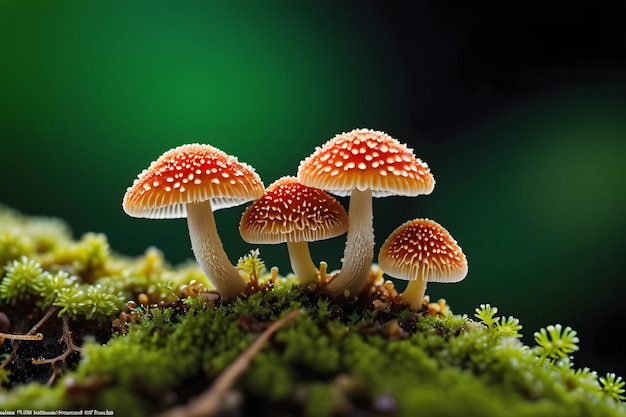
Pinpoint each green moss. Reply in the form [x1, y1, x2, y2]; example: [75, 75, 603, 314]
[0, 256, 46, 303]
[0, 381, 69, 410]
[0, 205, 625, 416]
[304, 383, 336, 417]
[0, 206, 72, 268]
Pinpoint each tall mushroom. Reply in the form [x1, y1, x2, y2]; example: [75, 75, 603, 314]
[297, 128, 434, 297]
[239, 176, 348, 284]
[123, 143, 264, 300]
[378, 218, 467, 310]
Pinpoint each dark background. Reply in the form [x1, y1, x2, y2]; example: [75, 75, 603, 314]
[1, 1, 625, 376]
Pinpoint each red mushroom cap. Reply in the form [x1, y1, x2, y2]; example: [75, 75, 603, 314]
[239, 176, 348, 244]
[297, 128, 434, 197]
[123, 144, 264, 218]
[378, 218, 467, 283]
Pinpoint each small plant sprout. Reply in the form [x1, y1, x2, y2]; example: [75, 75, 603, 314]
[474, 304, 499, 328]
[533, 324, 580, 362]
[600, 373, 626, 402]
[495, 316, 523, 338]
[237, 249, 266, 288]
[123, 144, 265, 301]
[298, 129, 434, 298]
[474, 304, 523, 337]
[239, 176, 348, 285]
[378, 218, 467, 310]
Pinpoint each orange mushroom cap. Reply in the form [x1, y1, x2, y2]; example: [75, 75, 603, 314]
[240, 176, 348, 244]
[297, 128, 434, 197]
[123, 144, 264, 218]
[378, 218, 467, 283]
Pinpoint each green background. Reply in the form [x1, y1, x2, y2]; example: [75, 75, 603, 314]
[1, 2, 625, 375]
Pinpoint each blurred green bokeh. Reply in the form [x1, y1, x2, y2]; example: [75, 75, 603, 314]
[1, 2, 625, 374]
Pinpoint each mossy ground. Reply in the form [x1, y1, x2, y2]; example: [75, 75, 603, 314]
[0, 205, 624, 417]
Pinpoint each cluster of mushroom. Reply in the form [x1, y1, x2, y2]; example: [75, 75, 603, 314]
[122, 129, 468, 309]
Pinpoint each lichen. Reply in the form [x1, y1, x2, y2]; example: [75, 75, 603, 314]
[0, 205, 625, 417]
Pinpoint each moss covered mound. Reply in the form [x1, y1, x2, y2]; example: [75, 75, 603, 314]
[0, 205, 624, 417]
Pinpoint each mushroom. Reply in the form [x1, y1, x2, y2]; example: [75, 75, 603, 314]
[239, 176, 348, 284]
[123, 143, 265, 300]
[297, 128, 434, 297]
[378, 218, 467, 310]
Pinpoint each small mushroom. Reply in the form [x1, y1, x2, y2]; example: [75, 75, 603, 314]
[123, 143, 264, 300]
[239, 176, 348, 284]
[378, 218, 467, 310]
[297, 129, 434, 297]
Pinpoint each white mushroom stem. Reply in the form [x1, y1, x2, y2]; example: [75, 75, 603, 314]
[186, 200, 246, 300]
[401, 278, 428, 310]
[325, 188, 374, 297]
[286, 241, 319, 284]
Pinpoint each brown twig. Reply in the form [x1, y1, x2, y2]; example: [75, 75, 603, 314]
[0, 332, 43, 343]
[159, 309, 303, 417]
[32, 313, 86, 385]
[0, 305, 59, 369]
[27, 305, 61, 335]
